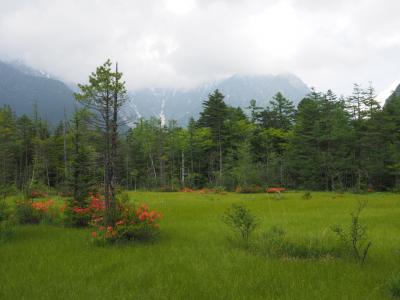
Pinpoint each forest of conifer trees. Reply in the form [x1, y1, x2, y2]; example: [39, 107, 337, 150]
[1, 83, 399, 194]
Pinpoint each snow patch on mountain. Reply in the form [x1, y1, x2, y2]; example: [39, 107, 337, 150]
[378, 80, 400, 104]
[125, 73, 310, 126]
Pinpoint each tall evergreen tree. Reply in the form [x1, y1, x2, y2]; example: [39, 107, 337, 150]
[198, 89, 228, 184]
[75, 60, 127, 224]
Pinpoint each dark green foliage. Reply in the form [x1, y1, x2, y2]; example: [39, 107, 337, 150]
[63, 204, 91, 228]
[222, 204, 259, 241]
[1, 81, 400, 192]
[68, 109, 94, 206]
[331, 200, 372, 264]
[267, 92, 296, 130]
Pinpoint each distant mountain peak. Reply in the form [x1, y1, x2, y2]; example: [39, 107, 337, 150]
[0, 60, 75, 123]
[378, 80, 400, 105]
[125, 72, 310, 125]
[8, 60, 53, 79]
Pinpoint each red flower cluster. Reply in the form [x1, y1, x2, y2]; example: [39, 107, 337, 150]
[90, 203, 162, 243]
[266, 187, 286, 193]
[136, 204, 162, 224]
[31, 199, 54, 212]
[199, 188, 212, 194]
[180, 187, 195, 193]
[72, 196, 106, 215]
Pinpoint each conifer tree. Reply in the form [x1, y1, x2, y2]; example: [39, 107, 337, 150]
[75, 60, 127, 224]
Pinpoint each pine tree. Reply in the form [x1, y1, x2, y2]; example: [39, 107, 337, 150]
[268, 92, 296, 130]
[198, 89, 228, 184]
[69, 109, 93, 206]
[75, 60, 127, 224]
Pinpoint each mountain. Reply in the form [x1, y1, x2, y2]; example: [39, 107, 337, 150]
[390, 84, 400, 98]
[0, 60, 75, 123]
[0, 60, 310, 126]
[123, 73, 310, 125]
[384, 84, 400, 105]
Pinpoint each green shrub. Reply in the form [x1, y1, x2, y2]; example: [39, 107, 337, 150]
[63, 195, 103, 228]
[15, 200, 40, 224]
[213, 186, 227, 193]
[15, 199, 60, 225]
[302, 191, 312, 200]
[0, 199, 14, 242]
[222, 204, 259, 241]
[389, 273, 400, 298]
[63, 204, 91, 227]
[331, 200, 372, 264]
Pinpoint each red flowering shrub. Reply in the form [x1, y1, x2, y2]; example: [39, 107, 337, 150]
[199, 188, 211, 194]
[180, 187, 195, 193]
[266, 187, 286, 193]
[90, 203, 162, 245]
[15, 199, 59, 224]
[64, 195, 105, 227]
[31, 199, 54, 212]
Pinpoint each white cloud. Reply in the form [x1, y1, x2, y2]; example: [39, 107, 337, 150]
[0, 0, 399, 95]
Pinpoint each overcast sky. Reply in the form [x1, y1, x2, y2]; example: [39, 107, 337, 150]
[1, 0, 399, 98]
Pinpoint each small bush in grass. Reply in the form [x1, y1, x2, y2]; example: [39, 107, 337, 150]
[64, 195, 105, 227]
[302, 191, 312, 200]
[90, 203, 162, 245]
[180, 187, 195, 192]
[331, 200, 372, 265]
[213, 186, 227, 194]
[266, 187, 286, 193]
[388, 273, 400, 298]
[222, 204, 259, 242]
[15, 200, 40, 224]
[15, 199, 59, 225]
[31, 199, 60, 224]
[63, 203, 92, 227]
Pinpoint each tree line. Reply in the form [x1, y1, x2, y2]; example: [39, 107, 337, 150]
[1, 64, 399, 194]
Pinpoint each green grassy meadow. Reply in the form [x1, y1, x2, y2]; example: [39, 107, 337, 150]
[1, 192, 400, 299]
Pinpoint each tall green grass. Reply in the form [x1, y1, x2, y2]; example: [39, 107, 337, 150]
[1, 192, 399, 299]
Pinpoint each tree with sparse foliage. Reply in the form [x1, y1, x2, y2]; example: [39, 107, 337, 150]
[75, 60, 127, 225]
